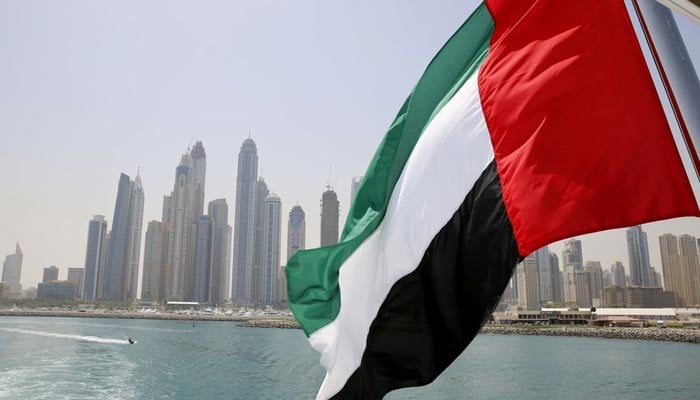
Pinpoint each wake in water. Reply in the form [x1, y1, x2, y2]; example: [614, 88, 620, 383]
[0, 327, 130, 344]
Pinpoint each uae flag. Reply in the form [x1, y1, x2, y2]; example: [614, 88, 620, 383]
[286, 1, 700, 399]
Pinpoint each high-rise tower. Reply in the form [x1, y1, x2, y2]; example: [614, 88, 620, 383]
[166, 154, 194, 301]
[125, 173, 144, 301]
[350, 176, 363, 206]
[261, 194, 282, 306]
[320, 187, 339, 247]
[141, 220, 164, 302]
[83, 216, 108, 300]
[160, 194, 173, 302]
[232, 138, 258, 306]
[517, 255, 540, 309]
[208, 199, 232, 305]
[251, 178, 269, 305]
[585, 261, 604, 306]
[191, 141, 207, 218]
[2, 243, 23, 298]
[678, 234, 699, 305]
[281, 204, 306, 305]
[549, 252, 563, 302]
[611, 261, 626, 287]
[287, 205, 306, 261]
[194, 215, 214, 303]
[533, 246, 551, 303]
[626, 225, 651, 287]
[562, 239, 583, 273]
[104, 173, 141, 301]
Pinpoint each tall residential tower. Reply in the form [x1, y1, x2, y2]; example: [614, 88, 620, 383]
[104, 172, 143, 302]
[208, 199, 232, 305]
[251, 177, 269, 305]
[1, 244, 23, 298]
[166, 154, 194, 301]
[141, 220, 164, 302]
[232, 138, 258, 305]
[126, 174, 145, 301]
[320, 187, 339, 247]
[261, 194, 282, 306]
[626, 225, 652, 287]
[83, 216, 108, 300]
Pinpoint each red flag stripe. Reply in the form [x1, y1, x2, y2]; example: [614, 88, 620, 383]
[479, 0, 699, 256]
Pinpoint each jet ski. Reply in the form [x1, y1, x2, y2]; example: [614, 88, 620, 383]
[128, 337, 135, 344]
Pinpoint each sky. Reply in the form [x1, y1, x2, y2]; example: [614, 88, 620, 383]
[1, 1, 700, 293]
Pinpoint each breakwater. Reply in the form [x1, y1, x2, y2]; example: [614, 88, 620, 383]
[481, 325, 700, 344]
[238, 318, 301, 329]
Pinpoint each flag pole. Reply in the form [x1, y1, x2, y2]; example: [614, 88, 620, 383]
[631, 0, 700, 181]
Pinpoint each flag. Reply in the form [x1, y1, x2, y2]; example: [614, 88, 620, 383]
[286, 1, 700, 399]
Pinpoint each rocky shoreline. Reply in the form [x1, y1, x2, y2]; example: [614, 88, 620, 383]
[480, 325, 700, 344]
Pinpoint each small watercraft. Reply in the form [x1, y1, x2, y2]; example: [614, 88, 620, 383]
[128, 337, 135, 344]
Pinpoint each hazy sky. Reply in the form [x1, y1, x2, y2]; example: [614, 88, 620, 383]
[1, 1, 700, 293]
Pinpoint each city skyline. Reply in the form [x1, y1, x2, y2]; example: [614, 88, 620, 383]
[2, 1, 700, 293]
[6, 137, 700, 300]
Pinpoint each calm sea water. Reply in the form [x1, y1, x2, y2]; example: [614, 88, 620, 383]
[1, 317, 699, 399]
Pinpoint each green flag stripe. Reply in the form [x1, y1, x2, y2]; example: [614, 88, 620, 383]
[286, 3, 495, 336]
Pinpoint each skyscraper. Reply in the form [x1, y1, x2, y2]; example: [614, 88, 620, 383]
[350, 176, 363, 206]
[261, 194, 282, 306]
[562, 239, 583, 273]
[281, 205, 306, 306]
[125, 174, 144, 301]
[42, 266, 59, 282]
[585, 261, 604, 307]
[83, 216, 108, 301]
[549, 252, 563, 302]
[626, 225, 652, 287]
[611, 261, 626, 287]
[517, 255, 540, 309]
[166, 154, 194, 301]
[191, 141, 207, 218]
[533, 246, 552, 303]
[160, 194, 173, 302]
[232, 138, 258, 306]
[67, 268, 85, 299]
[287, 205, 306, 261]
[104, 173, 141, 302]
[141, 220, 164, 302]
[194, 215, 214, 303]
[564, 271, 591, 307]
[1, 243, 23, 298]
[320, 187, 339, 247]
[602, 270, 613, 288]
[660, 234, 684, 305]
[208, 199, 232, 305]
[678, 234, 700, 305]
[251, 178, 269, 305]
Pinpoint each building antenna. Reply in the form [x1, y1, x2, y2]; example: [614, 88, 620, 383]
[327, 164, 333, 190]
[249, 129, 251, 139]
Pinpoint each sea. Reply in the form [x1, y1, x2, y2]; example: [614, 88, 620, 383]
[1, 317, 699, 400]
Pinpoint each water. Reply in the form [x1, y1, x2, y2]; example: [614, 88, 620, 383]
[1, 317, 698, 399]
